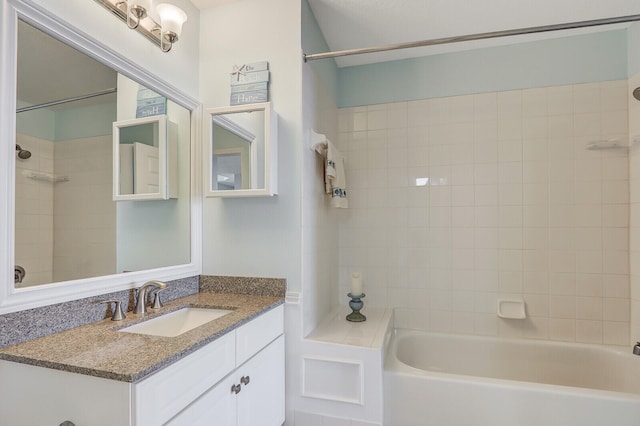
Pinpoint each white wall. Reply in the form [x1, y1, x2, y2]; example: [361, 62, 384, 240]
[301, 0, 340, 335]
[199, 0, 303, 288]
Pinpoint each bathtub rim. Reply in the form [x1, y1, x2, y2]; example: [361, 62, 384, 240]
[385, 328, 640, 403]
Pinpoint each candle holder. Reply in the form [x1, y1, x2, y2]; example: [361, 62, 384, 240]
[346, 293, 366, 322]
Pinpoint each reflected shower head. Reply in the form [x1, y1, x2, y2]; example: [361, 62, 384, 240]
[15, 144, 31, 159]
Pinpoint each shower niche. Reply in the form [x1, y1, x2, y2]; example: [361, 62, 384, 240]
[112, 114, 178, 201]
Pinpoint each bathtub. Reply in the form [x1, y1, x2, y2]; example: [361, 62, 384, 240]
[384, 329, 640, 426]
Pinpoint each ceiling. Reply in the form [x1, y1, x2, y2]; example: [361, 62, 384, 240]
[304, 0, 640, 67]
[17, 20, 117, 110]
[189, 0, 640, 67]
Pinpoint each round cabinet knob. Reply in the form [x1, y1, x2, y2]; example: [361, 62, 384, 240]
[240, 375, 250, 385]
[231, 384, 242, 394]
[59, 421, 76, 426]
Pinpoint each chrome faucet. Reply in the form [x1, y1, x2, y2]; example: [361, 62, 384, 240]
[133, 280, 167, 314]
[633, 342, 640, 356]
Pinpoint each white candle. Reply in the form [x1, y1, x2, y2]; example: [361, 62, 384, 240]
[350, 272, 363, 296]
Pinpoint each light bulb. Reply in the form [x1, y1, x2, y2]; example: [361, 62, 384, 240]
[156, 3, 187, 37]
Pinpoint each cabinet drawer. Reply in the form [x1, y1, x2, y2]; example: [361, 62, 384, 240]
[236, 305, 284, 365]
[134, 331, 235, 425]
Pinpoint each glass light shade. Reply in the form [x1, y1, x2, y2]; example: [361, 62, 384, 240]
[156, 3, 187, 36]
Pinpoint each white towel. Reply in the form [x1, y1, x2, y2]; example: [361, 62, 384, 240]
[314, 139, 348, 209]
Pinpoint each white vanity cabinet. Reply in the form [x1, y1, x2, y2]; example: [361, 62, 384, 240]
[0, 305, 284, 426]
[167, 335, 284, 426]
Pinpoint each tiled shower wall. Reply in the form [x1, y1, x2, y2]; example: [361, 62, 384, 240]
[337, 80, 630, 345]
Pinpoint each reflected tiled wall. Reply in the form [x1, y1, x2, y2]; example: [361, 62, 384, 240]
[337, 81, 630, 345]
[14, 134, 54, 286]
[53, 136, 115, 282]
[14, 134, 115, 287]
[629, 72, 640, 342]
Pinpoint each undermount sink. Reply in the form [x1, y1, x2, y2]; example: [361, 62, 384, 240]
[119, 307, 234, 337]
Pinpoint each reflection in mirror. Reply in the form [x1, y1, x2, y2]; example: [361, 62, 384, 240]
[213, 151, 247, 190]
[117, 119, 161, 196]
[14, 19, 191, 288]
[206, 103, 277, 197]
[113, 114, 178, 200]
[211, 112, 262, 190]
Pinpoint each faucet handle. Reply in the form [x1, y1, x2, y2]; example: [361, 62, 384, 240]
[100, 300, 126, 321]
[151, 291, 164, 310]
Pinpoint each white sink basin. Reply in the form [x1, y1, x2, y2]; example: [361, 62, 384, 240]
[119, 307, 233, 337]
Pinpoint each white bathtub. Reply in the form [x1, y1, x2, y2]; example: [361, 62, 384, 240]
[385, 329, 640, 426]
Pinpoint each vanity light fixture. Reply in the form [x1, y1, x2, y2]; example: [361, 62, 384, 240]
[93, 0, 187, 52]
[156, 3, 188, 52]
[118, 0, 152, 29]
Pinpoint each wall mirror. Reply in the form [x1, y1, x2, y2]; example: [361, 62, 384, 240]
[113, 114, 178, 200]
[205, 102, 277, 197]
[0, 2, 200, 314]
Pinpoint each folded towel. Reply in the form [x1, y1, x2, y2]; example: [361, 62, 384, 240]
[314, 138, 348, 209]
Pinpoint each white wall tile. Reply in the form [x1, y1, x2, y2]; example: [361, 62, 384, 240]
[603, 321, 629, 346]
[338, 81, 629, 344]
[549, 318, 575, 341]
[575, 319, 603, 343]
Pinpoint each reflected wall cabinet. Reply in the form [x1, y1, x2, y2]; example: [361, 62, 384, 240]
[205, 102, 277, 198]
[113, 115, 178, 201]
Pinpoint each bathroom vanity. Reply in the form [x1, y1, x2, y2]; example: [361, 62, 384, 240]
[0, 294, 284, 426]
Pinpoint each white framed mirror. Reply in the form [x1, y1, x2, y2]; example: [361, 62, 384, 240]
[113, 114, 178, 201]
[205, 102, 277, 197]
[0, 0, 201, 314]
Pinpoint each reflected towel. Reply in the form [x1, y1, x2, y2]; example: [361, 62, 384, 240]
[314, 139, 348, 209]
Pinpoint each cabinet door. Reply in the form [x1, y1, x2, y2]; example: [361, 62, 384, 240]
[236, 335, 285, 426]
[165, 374, 237, 426]
[134, 331, 235, 425]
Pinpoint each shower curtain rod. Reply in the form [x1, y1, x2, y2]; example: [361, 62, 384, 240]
[16, 87, 117, 113]
[303, 14, 640, 62]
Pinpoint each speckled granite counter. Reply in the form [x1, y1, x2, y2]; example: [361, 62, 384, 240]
[0, 292, 283, 383]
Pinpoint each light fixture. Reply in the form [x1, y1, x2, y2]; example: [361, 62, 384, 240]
[94, 0, 187, 53]
[115, 0, 152, 29]
[156, 3, 188, 52]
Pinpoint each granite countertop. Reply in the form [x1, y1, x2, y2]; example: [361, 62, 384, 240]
[0, 292, 283, 383]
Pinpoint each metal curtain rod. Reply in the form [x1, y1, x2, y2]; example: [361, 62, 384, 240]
[303, 14, 640, 62]
[16, 88, 117, 113]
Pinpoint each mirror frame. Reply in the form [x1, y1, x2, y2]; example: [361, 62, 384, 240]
[204, 102, 277, 198]
[0, 0, 202, 314]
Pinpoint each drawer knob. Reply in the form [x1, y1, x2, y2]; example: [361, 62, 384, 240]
[240, 375, 250, 385]
[231, 384, 242, 394]
[59, 422, 76, 426]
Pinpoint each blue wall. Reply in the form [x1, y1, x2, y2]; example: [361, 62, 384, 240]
[17, 101, 115, 141]
[337, 30, 629, 108]
[629, 23, 640, 75]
